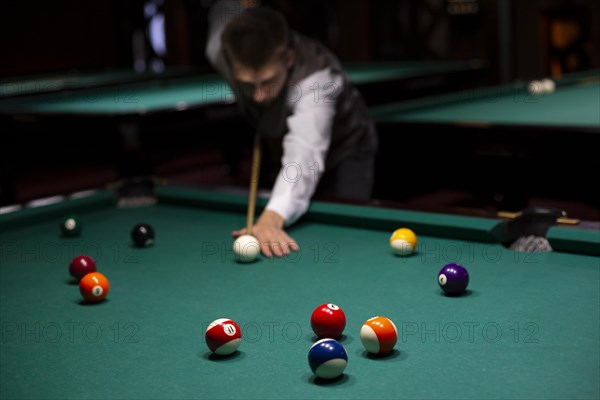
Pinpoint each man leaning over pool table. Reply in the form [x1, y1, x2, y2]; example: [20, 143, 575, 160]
[205, 0, 378, 257]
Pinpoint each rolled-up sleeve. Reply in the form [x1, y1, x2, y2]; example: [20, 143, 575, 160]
[266, 68, 343, 225]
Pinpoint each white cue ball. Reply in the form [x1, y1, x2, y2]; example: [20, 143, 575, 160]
[541, 78, 555, 94]
[527, 80, 543, 96]
[233, 234, 260, 263]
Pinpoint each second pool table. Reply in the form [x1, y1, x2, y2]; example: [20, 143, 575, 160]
[370, 70, 600, 210]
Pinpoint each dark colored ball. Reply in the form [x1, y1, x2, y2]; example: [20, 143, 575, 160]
[131, 223, 155, 247]
[61, 216, 81, 237]
[438, 263, 469, 295]
[69, 255, 96, 281]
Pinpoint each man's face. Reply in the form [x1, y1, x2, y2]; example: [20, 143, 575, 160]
[231, 49, 295, 106]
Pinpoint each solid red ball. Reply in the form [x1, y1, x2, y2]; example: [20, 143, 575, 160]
[69, 255, 96, 281]
[310, 303, 346, 339]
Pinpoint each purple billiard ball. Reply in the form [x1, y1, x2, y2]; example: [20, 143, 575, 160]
[438, 263, 469, 295]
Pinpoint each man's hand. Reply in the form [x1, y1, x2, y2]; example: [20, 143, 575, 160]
[232, 210, 299, 257]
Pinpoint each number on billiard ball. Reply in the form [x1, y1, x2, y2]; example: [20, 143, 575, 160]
[438, 263, 469, 295]
[310, 303, 346, 339]
[69, 255, 97, 281]
[205, 318, 242, 356]
[79, 272, 110, 303]
[131, 223, 155, 247]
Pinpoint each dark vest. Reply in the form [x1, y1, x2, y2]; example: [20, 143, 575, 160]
[215, 32, 377, 180]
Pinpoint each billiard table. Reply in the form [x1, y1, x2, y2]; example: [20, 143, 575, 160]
[0, 60, 485, 110]
[1, 186, 598, 399]
[369, 69, 600, 210]
[0, 67, 199, 99]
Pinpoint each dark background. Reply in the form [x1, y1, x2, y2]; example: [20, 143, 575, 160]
[2, 0, 599, 80]
[1, 0, 599, 218]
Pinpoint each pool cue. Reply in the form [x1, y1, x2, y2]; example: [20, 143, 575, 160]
[246, 133, 261, 235]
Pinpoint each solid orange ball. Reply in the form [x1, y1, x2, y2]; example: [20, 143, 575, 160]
[79, 272, 110, 303]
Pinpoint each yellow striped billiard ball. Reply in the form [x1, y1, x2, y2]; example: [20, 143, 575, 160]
[390, 228, 417, 256]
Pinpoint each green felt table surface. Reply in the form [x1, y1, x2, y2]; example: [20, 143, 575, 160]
[370, 70, 600, 128]
[1, 187, 599, 400]
[343, 60, 483, 84]
[0, 74, 234, 115]
[0, 67, 197, 99]
[0, 61, 480, 115]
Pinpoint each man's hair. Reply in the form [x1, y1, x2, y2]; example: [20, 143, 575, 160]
[221, 7, 289, 70]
